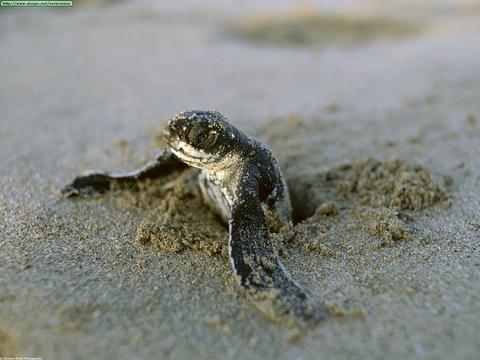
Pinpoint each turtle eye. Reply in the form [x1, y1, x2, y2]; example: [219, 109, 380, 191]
[188, 125, 207, 147]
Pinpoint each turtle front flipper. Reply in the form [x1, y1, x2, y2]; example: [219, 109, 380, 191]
[61, 150, 187, 197]
[228, 165, 326, 325]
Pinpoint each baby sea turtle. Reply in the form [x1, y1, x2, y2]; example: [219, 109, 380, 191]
[62, 110, 325, 325]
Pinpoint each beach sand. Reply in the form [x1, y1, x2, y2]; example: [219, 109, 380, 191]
[1, 0, 479, 358]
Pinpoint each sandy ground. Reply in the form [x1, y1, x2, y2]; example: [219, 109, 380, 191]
[1, 0, 479, 359]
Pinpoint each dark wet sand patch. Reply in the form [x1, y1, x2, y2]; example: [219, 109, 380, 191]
[226, 9, 422, 47]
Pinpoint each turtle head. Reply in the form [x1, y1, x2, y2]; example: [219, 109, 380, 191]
[162, 110, 239, 168]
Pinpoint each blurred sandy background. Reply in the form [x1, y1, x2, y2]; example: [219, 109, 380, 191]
[1, 0, 479, 359]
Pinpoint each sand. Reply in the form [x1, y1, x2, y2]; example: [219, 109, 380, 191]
[1, 0, 479, 359]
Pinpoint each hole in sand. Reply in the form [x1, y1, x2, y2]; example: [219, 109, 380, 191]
[287, 158, 450, 225]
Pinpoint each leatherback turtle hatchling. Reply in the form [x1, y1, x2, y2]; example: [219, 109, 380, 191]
[62, 110, 324, 324]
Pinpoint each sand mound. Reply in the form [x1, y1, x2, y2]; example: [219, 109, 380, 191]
[326, 158, 449, 211]
[109, 169, 228, 256]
